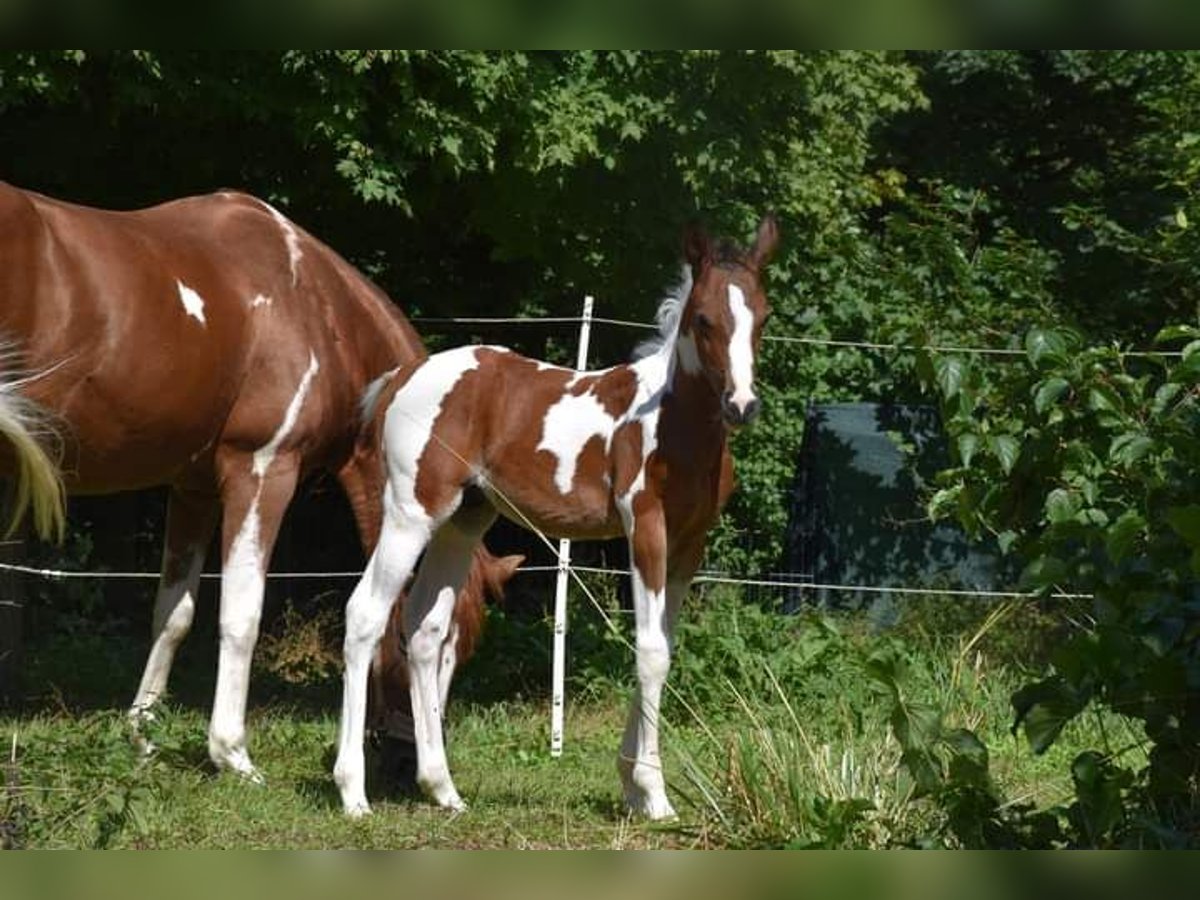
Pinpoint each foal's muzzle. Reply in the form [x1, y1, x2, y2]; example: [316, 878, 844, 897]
[722, 393, 761, 427]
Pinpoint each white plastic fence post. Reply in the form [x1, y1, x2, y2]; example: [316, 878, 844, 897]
[551, 294, 594, 757]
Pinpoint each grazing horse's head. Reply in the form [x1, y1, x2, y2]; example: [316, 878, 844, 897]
[677, 214, 778, 427]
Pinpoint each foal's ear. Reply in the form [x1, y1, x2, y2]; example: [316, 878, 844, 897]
[748, 214, 780, 270]
[683, 221, 712, 270]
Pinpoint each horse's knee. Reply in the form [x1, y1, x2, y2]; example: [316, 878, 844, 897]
[220, 607, 261, 650]
[637, 641, 671, 686]
[155, 594, 196, 643]
[407, 620, 446, 668]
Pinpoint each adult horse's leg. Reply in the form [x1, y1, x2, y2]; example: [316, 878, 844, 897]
[403, 500, 496, 812]
[333, 504, 433, 816]
[207, 451, 300, 780]
[616, 503, 684, 820]
[129, 487, 219, 731]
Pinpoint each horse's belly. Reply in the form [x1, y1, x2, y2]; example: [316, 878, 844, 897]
[484, 481, 623, 543]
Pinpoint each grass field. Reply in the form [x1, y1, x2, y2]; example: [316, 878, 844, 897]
[1, 587, 1145, 848]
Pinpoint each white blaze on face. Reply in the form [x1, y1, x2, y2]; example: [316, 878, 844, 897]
[537, 387, 617, 494]
[251, 293, 272, 308]
[253, 352, 320, 478]
[726, 284, 757, 411]
[177, 281, 207, 325]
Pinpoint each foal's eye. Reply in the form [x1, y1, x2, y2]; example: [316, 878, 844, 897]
[695, 313, 712, 333]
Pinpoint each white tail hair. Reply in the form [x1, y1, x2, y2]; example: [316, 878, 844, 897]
[0, 347, 65, 542]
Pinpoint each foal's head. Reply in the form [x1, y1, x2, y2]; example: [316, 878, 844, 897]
[677, 215, 779, 427]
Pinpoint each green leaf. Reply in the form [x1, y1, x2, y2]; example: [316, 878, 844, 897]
[1155, 324, 1200, 344]
[1033, 377, 1070, 415]
[927, 485, 961, 521]
[1166, 504, 1200, 546]
[997, 529, 1018, 554]
[1105, 510, 1145, 563]
[1045, 488, 1079, 524]
[988, 435, 1020, 474]
[1026, 328, 1068, 367]
[1152, 382, 1183, 414]
[934, 356, 966, 400]
[1020, 554, 1068, 590]
[956, 433, 980, 467]
[1011, 677, 1086, 755]
[1108, 432, 1154, 467]
[1087, 384, 1123, 414]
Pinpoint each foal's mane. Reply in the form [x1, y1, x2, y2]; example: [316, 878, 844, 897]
[632, 265, 693, 361]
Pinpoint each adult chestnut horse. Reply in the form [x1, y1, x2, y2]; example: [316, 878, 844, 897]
[0, 182, 515, 780]
[334, 215, 778, 818]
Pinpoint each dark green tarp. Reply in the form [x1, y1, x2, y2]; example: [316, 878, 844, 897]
[783, 403, 1015, 611]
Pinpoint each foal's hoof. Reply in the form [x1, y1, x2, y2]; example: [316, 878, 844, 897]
[343, 800, 373, 819]
[419, 775, 467, 814]
[127, 707, 157, 756]
[216, 749, 266, 785]
[624, 792, 678, 821]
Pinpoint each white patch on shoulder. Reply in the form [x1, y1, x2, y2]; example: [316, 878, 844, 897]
[251, 293, 272, 308]
[382, 346, 483, 512]
[253, 351, 320, 478]
[537, 386, 617, 495]
[177, 281, 207, 326]
[727, 284, 756, 407]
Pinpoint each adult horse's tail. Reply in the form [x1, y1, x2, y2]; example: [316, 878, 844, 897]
[0, 379, 65, 542]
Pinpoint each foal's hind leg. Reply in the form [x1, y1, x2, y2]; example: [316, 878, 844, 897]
[129, 487, 219, 739]
[207, 450, 300, 781]
[333, 504, 432, 816]
[404, 500, 496, 812]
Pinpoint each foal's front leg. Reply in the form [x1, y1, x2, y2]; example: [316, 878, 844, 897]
[617, 504, 680, 820]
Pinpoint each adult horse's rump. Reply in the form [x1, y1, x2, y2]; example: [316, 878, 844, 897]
[0, 182, 508, 778]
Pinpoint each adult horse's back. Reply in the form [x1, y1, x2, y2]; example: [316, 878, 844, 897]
[0, 181, 498, 779]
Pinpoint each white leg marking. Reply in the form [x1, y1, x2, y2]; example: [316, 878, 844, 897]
[618, 573, 676, 821]
[437, 622, 460, 717]
[334, 504, 432, 817]
[209, 495, 265, 781]
[129, 541, 206, 749]
[404, 523, 477, 812]
[208, 353, 318, 780]
[727, 284, 757, 412]
[177, 281, 207, 326]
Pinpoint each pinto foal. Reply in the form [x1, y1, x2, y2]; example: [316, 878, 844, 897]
[335, 216, 778, 818]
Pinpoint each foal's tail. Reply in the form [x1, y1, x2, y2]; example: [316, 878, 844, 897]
[0, 379, 65, 542]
